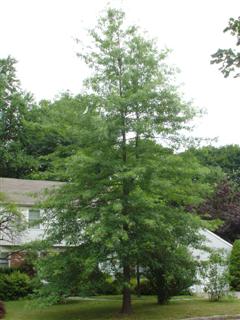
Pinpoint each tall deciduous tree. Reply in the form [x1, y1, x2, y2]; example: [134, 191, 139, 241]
[42, 8, 210, 314]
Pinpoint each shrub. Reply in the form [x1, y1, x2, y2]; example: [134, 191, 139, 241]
[203, 251, 229, 301]
[0, 271, 33, 301]
[229, 240, 240, 290]
[144, 246, 197, 304]
[0, 267, 20, 275]
[96, 277, 121, 295]
[132, 278, 155, 295]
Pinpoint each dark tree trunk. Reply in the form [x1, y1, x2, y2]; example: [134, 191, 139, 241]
[121, 265, 132, 314]
[136, 264, 141, 297]
[0, 301, 6, 319]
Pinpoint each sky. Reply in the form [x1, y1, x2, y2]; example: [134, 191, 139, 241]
[1, 0, 240, 146]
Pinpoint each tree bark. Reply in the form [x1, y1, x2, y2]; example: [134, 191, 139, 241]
[121, 265, 132, 314]
[136, 263, 141, 297]
[0, 301, 5, 319]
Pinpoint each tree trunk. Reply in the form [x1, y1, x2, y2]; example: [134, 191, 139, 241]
[0, 301, 5, 319]
[121, 265, 132, 314]
[136, 263, 141, 297]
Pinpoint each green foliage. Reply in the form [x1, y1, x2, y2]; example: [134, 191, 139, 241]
[0, 267, 20, 275]
[211, 17, 240, 78]
[0, 56, 35, 178]
[229, 240, 240, 290]
[97, 277, 121, 295]
[132, 278, 155, 295]
[203, 251, 229, 301]
[35, 247, 114, 304]
[143, 245, 197, 304]
[187, 145, 240, 184]
[23, 93, 101, 180]
[18, 251, 38, 277]
[0, 271, 33, 300]
[186, 145, 240, 242]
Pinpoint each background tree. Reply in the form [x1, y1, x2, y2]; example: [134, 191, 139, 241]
[0, 56, 35, 178]
[211, 16, 240, 78]
[188, 145, 240, 184]
[187, 146, 240, 242]
[41, 8, 211, 314]
[23, 93, 101, 181]
[192, 180, 240, 243]
[229, 240, 240, 290]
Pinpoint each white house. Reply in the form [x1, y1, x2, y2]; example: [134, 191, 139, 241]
[0, 177, 233, 292]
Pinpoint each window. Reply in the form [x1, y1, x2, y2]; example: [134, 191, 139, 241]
[0, 252, 9, 268]
[28, 209, 41, 229]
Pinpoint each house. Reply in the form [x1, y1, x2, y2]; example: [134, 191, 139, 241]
[0, 178, 233, 292]
[0, 177, 63, 267]
[191, 229, 232, 293]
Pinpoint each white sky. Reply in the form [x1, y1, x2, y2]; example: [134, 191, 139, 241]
[1, 0, 240, 146]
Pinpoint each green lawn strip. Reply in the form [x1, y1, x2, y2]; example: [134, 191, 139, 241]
[5, 297, 240, 320]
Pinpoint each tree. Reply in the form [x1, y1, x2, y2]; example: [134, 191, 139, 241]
[229, 240, 240, 290]
[0, 56, 35, 178]
[186, 146, 240, 242]
[41, 8, 211, 314]
[211, 16, 240, 78]
[23, 93, 101, 181]
[187, 145, 240, 184]
[192, 180, 240, 243]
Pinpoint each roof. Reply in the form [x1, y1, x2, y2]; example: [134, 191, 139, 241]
[203, 229, 233, 249]
[0, 177, 63, 206]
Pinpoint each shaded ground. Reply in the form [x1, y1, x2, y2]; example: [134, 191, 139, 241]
[4, 296, 240, 320]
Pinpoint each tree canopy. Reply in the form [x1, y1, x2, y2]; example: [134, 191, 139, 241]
[0, 56, 35, 177]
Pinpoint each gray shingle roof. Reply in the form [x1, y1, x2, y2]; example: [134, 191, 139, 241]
[0, 178, 63, 206]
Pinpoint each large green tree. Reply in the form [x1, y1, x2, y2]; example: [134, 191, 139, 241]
[41, 8, 211, 314]
[23, 93, 101, 181]
[0, 56, 35, 177]
[187, 145, 240, 184]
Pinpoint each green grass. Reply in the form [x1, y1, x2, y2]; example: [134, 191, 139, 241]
[4, 295, 240, 320]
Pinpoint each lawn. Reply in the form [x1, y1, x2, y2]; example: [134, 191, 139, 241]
[4, 296, 240, 320]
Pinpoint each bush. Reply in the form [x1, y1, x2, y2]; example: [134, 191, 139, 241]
[96, 277, 121, 295]
[203, 251, 229, 301]
[0, 267, 20, 275]
[144, 246, 197, 304]
[131, 278, 155, 295]
[0, 271, 33, 301]
[229, 240, 240, 290]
